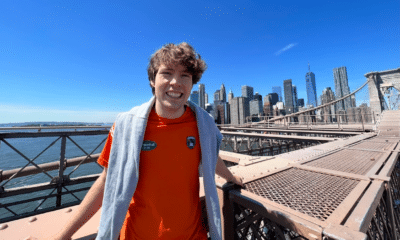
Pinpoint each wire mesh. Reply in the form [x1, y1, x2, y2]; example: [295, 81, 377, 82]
[244, 168, 359, 221]
[304, 149, 383, 175]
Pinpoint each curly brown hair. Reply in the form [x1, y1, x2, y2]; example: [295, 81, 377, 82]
[147, 42, 207, 94]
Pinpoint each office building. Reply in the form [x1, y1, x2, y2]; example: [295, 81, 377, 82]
[266, 93, 279, 106]
[333, 66, 352, 111]
[306, 63, 318, 108]
[254, 92, 262, 101]
[228, 89, 234, 103]
[283, 79, 294, 114]
[292, 85, 298, 111]
[320, 87, 336, 122]
[272, 86, 282, 102]
[205, 93, 208, 105]
[230, 97, 249, 125]
[198, 84, 205, 109]
[214, 90, 220, 102]
[250, 98, 263, 116]
[263, 95, 273, 116]
[205, 103, 212, 113]
[297, 98, 305, 108]
[214, 101, 230, 124]
[190, 91, 199, 105]
[241, 85, 254, 101]
[220, 84, 226, 102]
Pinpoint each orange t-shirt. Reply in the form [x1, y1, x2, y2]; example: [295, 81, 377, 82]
[98, 106, 207, 240]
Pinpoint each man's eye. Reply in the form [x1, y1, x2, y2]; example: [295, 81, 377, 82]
[182, 74, 191, 78]
[161, 71, 171, 75]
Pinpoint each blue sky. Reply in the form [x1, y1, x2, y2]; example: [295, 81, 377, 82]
[1, 0, 399, 123]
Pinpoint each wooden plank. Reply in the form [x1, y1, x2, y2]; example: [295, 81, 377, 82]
[326, 180, 370, 225]
[293, 164, 370, 181]
[344, 180, 385, 232]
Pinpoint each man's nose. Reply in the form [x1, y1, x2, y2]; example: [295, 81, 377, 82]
[170, 74, 182, 85]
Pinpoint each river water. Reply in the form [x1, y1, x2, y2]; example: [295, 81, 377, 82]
[0, 129, 108, 220]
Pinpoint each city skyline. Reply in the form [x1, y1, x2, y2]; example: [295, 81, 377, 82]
[1, 1, 398, 123]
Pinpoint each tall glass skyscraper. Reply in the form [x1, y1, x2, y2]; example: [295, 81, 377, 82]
[198, 84, 205, 109]
[272, 86, 282, 102]
[333, 66, 352, 111]
[306, 63, 318, 108]
[283, 79, 294, 114]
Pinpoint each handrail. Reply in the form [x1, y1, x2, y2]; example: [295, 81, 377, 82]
[0, 125, 111, 131]
[0, 129, 107, 222]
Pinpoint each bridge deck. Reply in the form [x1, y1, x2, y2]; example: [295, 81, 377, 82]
[1, 111, 400, 239]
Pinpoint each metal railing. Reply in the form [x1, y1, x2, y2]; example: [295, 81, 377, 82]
[0, 127, 109, 223]
[246, 112, 375, 132]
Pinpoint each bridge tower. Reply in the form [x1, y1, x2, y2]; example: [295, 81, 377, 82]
[365, 67, 400, 116]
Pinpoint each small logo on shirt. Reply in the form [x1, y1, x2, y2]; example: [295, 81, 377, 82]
[187, 136, 196, 149]
[141, 140, 157, 151]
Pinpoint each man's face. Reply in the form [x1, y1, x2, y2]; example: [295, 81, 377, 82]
[150, 64, 193, 119]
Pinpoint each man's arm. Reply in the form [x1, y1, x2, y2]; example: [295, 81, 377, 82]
[25, 168, 108, 240]
[55, 167, 107, 239]
[215, 156, 244, 187]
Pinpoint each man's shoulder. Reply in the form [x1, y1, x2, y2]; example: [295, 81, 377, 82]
[117, 97, 156, 120]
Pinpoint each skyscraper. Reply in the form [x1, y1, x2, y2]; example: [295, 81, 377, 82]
[205, 93, 208, 104]
[292, 85, 298, 112]
[283, 79, 294, 114]
[253, 92, 262, 101]
[220, 84, 226, 102]
[190, 90, 199, 105]
[214, 90, 220, 102]
[241, 85, 254, 101]
[228, 89, 234, 103]
[320, 87, 336, 122]
[306, 63, 318, 108]
[272, 86, 282, 102]
[333, 66, 352, 111]
[297, 98, 305, 108]
[198, 84, 205, 109]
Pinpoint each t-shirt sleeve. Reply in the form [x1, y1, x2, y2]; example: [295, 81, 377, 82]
[97, 124, 115, 168]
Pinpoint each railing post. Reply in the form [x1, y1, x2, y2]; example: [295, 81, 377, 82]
[233, 136, 238, 152]
[57, 136, 67, 207]
[373, 111, 376, 124]
[217, 183, 236, 240]
[360, 109, 365, 132]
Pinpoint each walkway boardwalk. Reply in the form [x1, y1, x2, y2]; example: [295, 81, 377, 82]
[218, 110, 400, 239]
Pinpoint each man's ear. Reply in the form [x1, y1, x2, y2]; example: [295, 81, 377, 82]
[150, 80, 155, 88]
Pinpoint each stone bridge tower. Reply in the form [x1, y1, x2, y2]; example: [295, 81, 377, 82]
[365, 67, 400, 116]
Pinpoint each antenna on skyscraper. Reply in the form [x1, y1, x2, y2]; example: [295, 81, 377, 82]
[308, 62, 311, 73]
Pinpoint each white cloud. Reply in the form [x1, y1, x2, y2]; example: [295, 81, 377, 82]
[275, 43, 298, 56]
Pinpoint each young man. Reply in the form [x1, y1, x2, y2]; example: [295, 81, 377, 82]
[30, 42, 242, 240]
